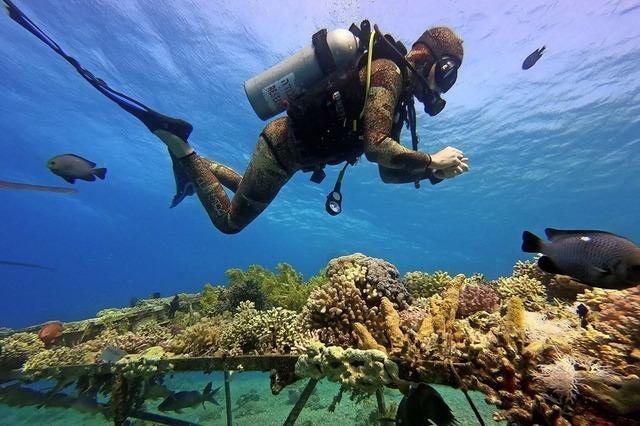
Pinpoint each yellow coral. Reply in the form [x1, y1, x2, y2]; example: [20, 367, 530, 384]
[496, 275, 546, 311]
[0, 332, 44, 370]
[503, 296, 525, 341]
[381, 297, 404, 355]
[353, 323, 386, 353]
[23, 346, 93, 371]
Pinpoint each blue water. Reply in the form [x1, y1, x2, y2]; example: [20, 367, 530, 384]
[1, 0, 639, 328]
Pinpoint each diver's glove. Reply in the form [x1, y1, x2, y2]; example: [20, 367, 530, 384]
[433, 157, 469, 179]
[168, 150, 195, 208]
[429, 146, 465, 169]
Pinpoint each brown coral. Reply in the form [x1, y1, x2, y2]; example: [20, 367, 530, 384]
[302, 253, 412, 347]
[457, 282, 500, 318]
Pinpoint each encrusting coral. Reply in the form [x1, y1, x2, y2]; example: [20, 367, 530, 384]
[295, 341, 400, 394]
[302, 254, 412, 347]
[0, 332, 44, 369]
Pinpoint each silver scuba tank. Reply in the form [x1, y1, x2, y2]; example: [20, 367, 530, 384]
[244, 29, 361, 121]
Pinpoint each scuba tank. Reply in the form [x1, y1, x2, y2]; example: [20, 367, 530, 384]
[244, 29, 361, 120]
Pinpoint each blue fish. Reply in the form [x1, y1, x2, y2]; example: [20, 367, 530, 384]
[522, 46, 545, 70]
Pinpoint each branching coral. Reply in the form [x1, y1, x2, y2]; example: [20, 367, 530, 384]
[166, 316, 227, 356]
[302, 254, 412, 347]
[0, 333, 44, 370]
[218, 301, 307, 355]
[404, 270, 451, 299]
[85, 323, 172, 355]
[495, 275, 546, 311]
[23, 346, 93, 371]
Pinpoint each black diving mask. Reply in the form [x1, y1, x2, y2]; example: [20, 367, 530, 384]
[418, 56, 459, 116]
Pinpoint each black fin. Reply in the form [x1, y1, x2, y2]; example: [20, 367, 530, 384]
[63, 177, 76, 184]
[93, 168, 107, 180]
[545, 228, 622, 240]
[168, 149, 195, 208]
[203, 382, 212, 395]
[538, 45, 546, 55]
[522, 231, 544, 253]
[537, 256, 563, 275]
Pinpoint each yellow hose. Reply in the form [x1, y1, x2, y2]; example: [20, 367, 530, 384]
[358, 29, 377, 120]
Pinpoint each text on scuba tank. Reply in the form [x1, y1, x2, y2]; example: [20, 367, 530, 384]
[262, 73, 299, 111]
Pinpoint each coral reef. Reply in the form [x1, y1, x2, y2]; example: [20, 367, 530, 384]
[404, 270, 451, 299]
[0, 332, 44, 369]
[218, 301, 307, 355]
[295, 342, 399, 393]
[576, 286, 640, 376]
[457, 282, 500, 318]
[166, 316, 227, 356]
[259, 263, 319, 312]
[217, 267, 267, 311]
[3, 254, 638, 426]
[23, 346, 93, 371]
[495, 275, 546, 311]
[302, 253, 412, 346]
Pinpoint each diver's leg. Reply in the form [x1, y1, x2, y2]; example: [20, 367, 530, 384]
[199, 159, 242, 193]
[177, 118, 298, 234]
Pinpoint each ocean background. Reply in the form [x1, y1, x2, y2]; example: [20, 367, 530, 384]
[1, 0, 639, 329]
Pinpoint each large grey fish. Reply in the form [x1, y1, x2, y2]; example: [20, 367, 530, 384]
[47, 154, 107, 184]
[158, 382, 220, 413]
[522, 46, 545, 70]
[522, 228, 640, 289]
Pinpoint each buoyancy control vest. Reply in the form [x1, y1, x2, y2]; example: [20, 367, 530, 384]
[244, 21, 423, 215]
[244, 21, 414, 176]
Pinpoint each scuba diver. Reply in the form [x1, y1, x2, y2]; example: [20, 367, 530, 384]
[4, 1, 468, 234]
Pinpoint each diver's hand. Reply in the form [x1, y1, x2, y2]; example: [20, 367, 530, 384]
[433, 157, 469, 179]
[430, 146, 464, 170]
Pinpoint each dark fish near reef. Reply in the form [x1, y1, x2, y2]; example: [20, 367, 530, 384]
[47, 154, 107, 184]
[158, 382, 220, 413]
[167, 294, 180, 318]
[522, 228, 640, 289]
[99, 346, 127, 363]
[0, 179, 78, 194]
[522, 46, 545, 69]
[392, 383, 458, 426]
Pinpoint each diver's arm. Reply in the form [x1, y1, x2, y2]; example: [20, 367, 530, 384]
[378, 165, 443, 184]
[361, 60, 433, 171]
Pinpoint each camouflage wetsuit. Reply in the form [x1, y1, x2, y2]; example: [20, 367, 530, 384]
[177, 58, 440, 234]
